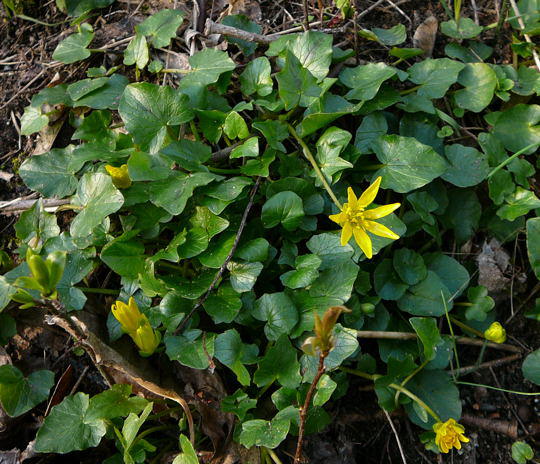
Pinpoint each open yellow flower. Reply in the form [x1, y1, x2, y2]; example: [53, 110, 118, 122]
[105, 164, 132, 189]
[484, 322, 506, 344]
[433, 418, 469, 453]
[329, 177, 400, 258]
[112, 297, 142, 333]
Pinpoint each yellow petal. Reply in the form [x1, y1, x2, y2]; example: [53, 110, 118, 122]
[341, 222, 353, 246]
[346, 187, 358, 209]
[357, 176, 381, 208]
[353, 227, 372, 258]
[329, 212, 346, 225]
[364, 220, 399, 240]
[363, 203, 401, 220]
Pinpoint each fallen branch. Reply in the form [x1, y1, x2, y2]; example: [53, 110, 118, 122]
[451, 353, 522, 376]
[461, 413, 518, 439]
[174, 176, 261, 334]
[205, 19, 277, 44]
[0, 198, 69, 214]
[41, 301, 196, 445]
[355, 330, 522, 353]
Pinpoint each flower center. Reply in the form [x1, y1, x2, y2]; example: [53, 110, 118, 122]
[343, 203, 366, 227]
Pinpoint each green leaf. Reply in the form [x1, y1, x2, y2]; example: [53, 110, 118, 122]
[254, 335, 301, 388]
[374, 259, 409, 300]
[0, 314, 16, 344]
[15, 198, 60, 243]
[122, 402, 153, 450]
[161, 139, 212, 171]
[0, 365, 54, 417]
[497, 187, 540, 221]
[214, 329, 257, 386]
[522, 349, 540, 385]
[408, 58, 465, 99]
[123, 34, 149, 69]
[223, 111, 249, 139]
[173, 435, 200, 464]
[253, 120, 288, 151]
[465, 286, 495, 321]
[253, 292, 299, 340]
[35, 392, 107, 453]
[393, 248, 427, 286]
[20, 105, 49, 135]
[203, 284, 242, 324]
[262, 191, 304, 230]
[397, 271, 452, 316]
[372, 24, 406, 45]
[511, 441, 534, 464]
[297, 94, 360, 137]
[355, 112, 388, 153]
[101, 232, 145, 279]
[277, 50, 321, 110]
[410, 317, 441, 361]
[425, 253, 470, 298]
[241, 148, 275, 176]
[119, 83, 194, 153]
[288, 31, 333, 81]
[315, 126, 353, 184]
[306, 232, 354, 269]
[313, 375, 337, 406]
[86, 384, 148, 421]
[280, 254, 321, 289]
[492, 104, 540, 154]
[70, 173, 124, 238]
[371, 135, 448, 193]
[136, 9, 184, 48]
[0, 276, 17, 311]
[441, 18, 483, 39]
[149, 171, 218, 215]
[340, 63, 397, 101]
[179, 48, 236, 90]
[441, 189, 481, 243]
[227, 261, 263, 293]
[239, 417, 291, 449]
[165, 331, 216, 369]
[19, 148, 78, 198]
[442, 144, 490, 187]
[231, 137, 259, 159]
[404, 370, 461, 429]
[454, 63, 497, 112]
[240, 57, 273, 96]
[64, 0, 114, 16]
[72, 74, 128, 110]
[527, 218, 540, 279]
[221, 389, 257, 420]
[52, 23, 94, 64]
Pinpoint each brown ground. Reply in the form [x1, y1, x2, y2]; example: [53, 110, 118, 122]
[0, 0, 537, 463]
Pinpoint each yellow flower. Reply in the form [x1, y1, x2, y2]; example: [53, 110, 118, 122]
[329, 177, 400, 258]
[484, 322, 506, 344]
[112, 297, 143, 333]
[131, 319, 161, 357]
[105, 164, 132, 189]
[433, 418, 469, 454]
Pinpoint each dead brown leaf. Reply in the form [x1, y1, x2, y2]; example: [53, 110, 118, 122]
[413, 15, 438, 57]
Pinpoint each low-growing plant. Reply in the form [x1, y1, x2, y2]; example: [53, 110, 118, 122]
[1, 3, 540, 462]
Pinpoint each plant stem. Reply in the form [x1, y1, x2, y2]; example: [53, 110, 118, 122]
[302, 0, 310, 30]
[189, 120, 200, 141]
[487, 142, 540, 178]
[287, 124, 342, 210]
[456, 381, 540, 396]
[133, 425, 174, 446]
[294, 352, 327, 464]
[76, 287, 119, 295]
[267, 448, 284, 464]
[443, 292, 461, 375]
[449, 316, 485, 338]
[341, 367, 441, 422]
[394, 359, 429, 406]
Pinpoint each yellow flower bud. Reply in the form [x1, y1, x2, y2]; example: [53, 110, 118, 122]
[131, 318, 161, 357]
[105, 164, 132, 189]
[112, 297, 142, 333]
[484, 322, 506, 344]
[433, 418, 469, 454]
